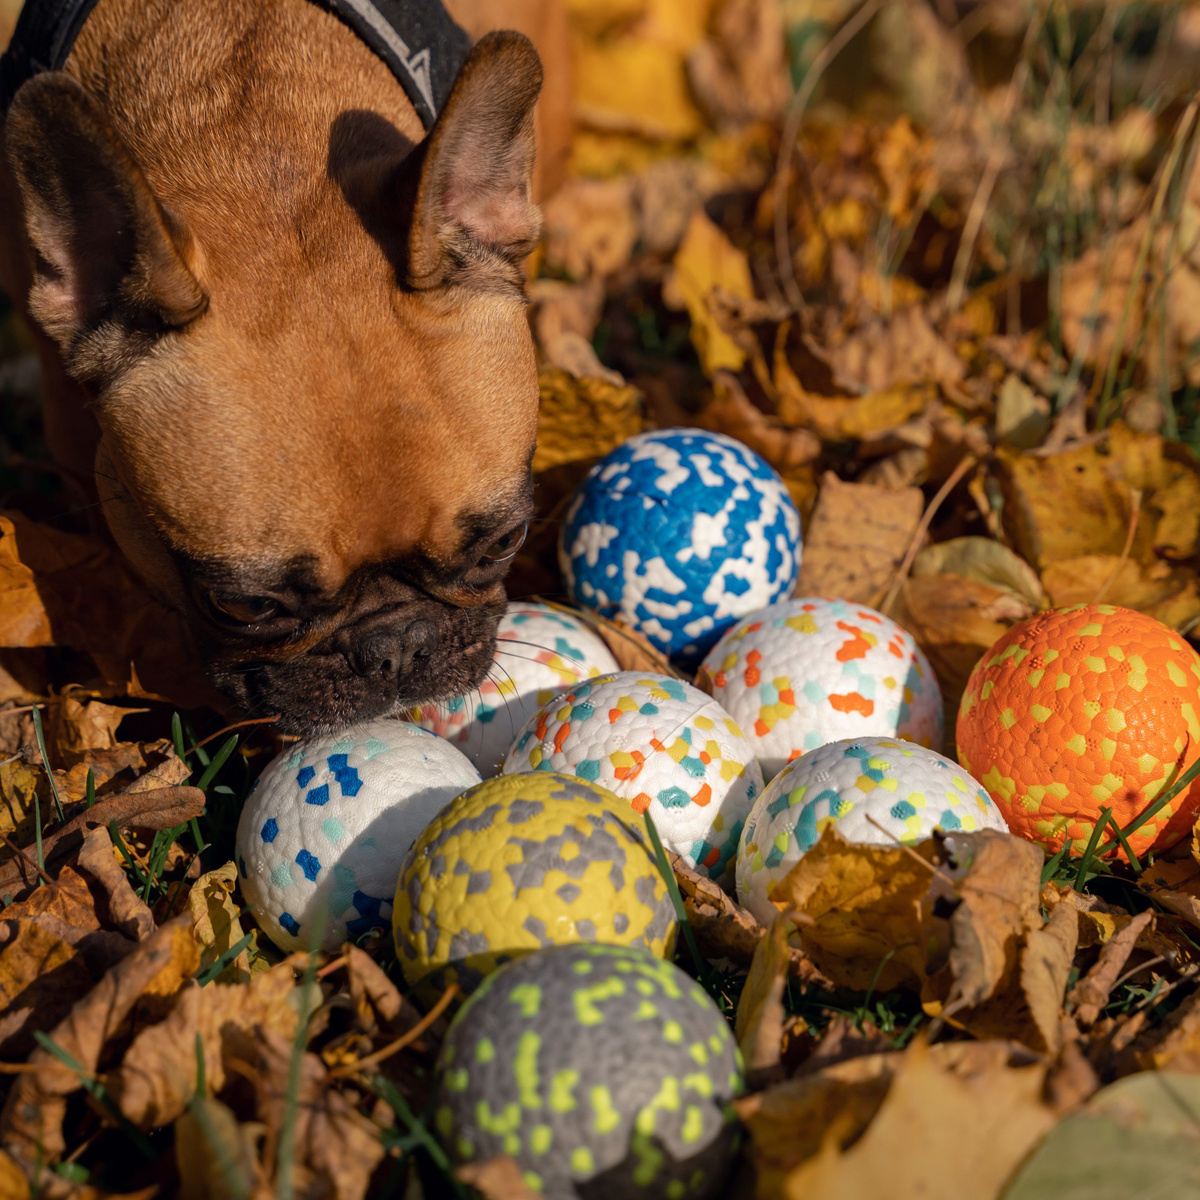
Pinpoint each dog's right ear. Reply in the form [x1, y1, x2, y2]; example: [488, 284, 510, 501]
[4, 73, 207, 374]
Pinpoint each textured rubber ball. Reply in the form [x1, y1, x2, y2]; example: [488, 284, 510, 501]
[392, 773, 677, 1005]
[432, 942, 744, 1199]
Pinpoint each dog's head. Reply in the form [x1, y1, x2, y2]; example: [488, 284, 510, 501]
[4, 31, 545, 732]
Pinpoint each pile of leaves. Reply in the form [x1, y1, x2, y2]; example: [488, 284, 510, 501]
[7, 0, 1200, 1195]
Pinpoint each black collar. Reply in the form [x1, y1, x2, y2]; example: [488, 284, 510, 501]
[0, 0, 470, 129]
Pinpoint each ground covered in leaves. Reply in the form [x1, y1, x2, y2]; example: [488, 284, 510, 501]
[7, 0, 1200, 1196]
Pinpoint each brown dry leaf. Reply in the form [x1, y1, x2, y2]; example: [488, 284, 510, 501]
[663, 210, 756, 375]
[794, 472, 924, 606]
[669, 851, 771, 967]
[941, 830, 1044, 1012]
[540, 177, 637, 280]
[345, 942, 420, 1033]
[585, 613, 677, 675]
[995, 374, 1052, 450]
[0, 755, 49, 851]
[113, 963, 299, 1129]
[455, 1157, 541, 1200]
[701, 371, 821, 475]
[0, 515, 51, 647]
[735, 1053, 894, 1195]
[532, 368, 643, 475]
[254, 1026, 385, 1200]
[188, 862, 251, 985]
[528, 278, 606, 348]
[910, 537, 1046, 611]
[0, 916, 198, 1167]
[1068, 910, 1154, 1026]
[1040, 555, 1200, 631]
[1019, 899, 1079, 1053]
[47, 695, 144, 768]
[1140, 859, 1200, 931]
[0, 785, 205, 897]
[686, 0, 788, 126]
[0, 1149, 30, 1200]
[1121, 987, 1200, 1073]
[174, 1098, 264, 1200]
[76, 826, 155, 942]
[734, 911, 791, 1084]
[779, 1037, 1057, 1200]
[996, 421, 1200, 571]
[825, 305, 967, 393]
[768, 827, 940, 991]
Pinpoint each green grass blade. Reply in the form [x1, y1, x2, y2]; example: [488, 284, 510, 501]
[30, 705, 64, 824]
[171, 712, 188, 765]
[366, 1075, 469, 1199]
[1073, 807, 1112, 890]
[108, 820, 148, 891]
[1095, 753, 1200, 858]
[1041, 838, 1071, 886]
[84, 768, 95, 809]
[196, 735, 238, 793]
[642, 811, 708, 980]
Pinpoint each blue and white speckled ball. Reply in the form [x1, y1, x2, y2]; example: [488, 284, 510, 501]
[236, 720, 481, 952]
[736, 736, 1009, 925]
[559, 429, 802, 667]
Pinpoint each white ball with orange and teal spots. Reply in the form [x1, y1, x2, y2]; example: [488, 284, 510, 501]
[502, 671, 763, 886]
[411, 603, 619, 777]
[698, 597, 944, 783]
[736, 736, 1008, 925]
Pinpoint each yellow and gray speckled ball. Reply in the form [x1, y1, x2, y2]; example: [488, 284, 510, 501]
[392, 773, 677, 1002]
[434, 942, 743, 1199]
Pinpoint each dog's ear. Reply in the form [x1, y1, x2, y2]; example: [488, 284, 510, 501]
[407, 30, 542, 289]
[4, 73, 206, 370]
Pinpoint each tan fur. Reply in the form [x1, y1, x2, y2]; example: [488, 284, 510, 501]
[0, 0, 557, 730]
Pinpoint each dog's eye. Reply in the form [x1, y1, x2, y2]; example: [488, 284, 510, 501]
[206, 591, 280, 625]
[478, 520, 529, 566]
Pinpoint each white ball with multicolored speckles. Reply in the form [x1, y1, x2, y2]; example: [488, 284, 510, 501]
[698, 597, 944, 782]
[409, 603, 619, 777]
[236, 720, 481, 953]
[559, 428, 802, 668]
[736, 736, 1008, 925]
[502, 671, 763, 885]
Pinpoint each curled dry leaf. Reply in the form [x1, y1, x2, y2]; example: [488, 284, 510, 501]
[344, 942, 419, 1033]
[188, 862, 252, 985]
[824, 304, 967, 394]
[47, 695, 144, 768]
[1040, 555, 1200, 631]
[767, 826, 942, 992]
[910, 536, 1046, 611]
[76, 825, 156, 943]
[1019, 901, 1080, 1054]
[540, 177, 637, 280]
[532, 368, 643, 476]
[0, 916, 198, 1167]
[702, 371, 821, 476]
[1140, 858, 1200, 932]
[777, 1038, 1056, 1200]
[1068, 909, 1155, 1027]
[686, 0, 788, 126]
[174, 1096, 265, 1200]
[734, 911, 792, 1086]
[794, 472, 924, 606]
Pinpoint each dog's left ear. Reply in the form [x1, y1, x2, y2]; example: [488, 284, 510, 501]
[407, 30, 542, 289]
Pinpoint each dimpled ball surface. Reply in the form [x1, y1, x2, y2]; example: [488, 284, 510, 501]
[957, 603, 1200, 857]
[503, 672, 763, 884]
[698, 597, 943, 781]
[393, 773, 676, 1001]
[559, 428, 802, 666]
[737, 736, 1007, 925]
[236, 720, 481, 953]
[433, 943, 742, 1200]
[411, 603, 620, 777]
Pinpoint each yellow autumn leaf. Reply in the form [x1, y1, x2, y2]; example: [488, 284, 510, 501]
[188, 862, 254, 985]
[664, 209, 755, 375]
[533, 368, 644, 475]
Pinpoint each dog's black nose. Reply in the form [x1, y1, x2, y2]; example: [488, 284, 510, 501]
[348, 619, 438, 679]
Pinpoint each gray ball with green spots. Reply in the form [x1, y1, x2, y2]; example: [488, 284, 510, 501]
[432, 942, 743, 1199]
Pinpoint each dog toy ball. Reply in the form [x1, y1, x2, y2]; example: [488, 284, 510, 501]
[698, 597, 943, 781]
[559, 428, 801, 667]
[737, 736, 1006, 925]
[503, 672, 762, 885]
[393, 773, 676, 1002]
[432, 943, 743, 1200]
[236, 721, 481, 952]
[957, 603, 1200, 858]
[410, 602, 619, 777]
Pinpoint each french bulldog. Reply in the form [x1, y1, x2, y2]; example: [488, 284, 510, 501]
[0, 0, 556, 733]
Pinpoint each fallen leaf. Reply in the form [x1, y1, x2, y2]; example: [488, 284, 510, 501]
[455, 1157, 541, 1200]
[995, 374, 1052, 450]
[581, 611, 677, 675]
[768, 827, 942, 991]
[734, 911, 792, 1085]
[1140, 859, 1200, 932]
[0, 916, 198, 1167]
[911, 537, 1047, 611]
[781, 1037, 1056, 1200]
[76, 825, 156, 943]
[174, 1097, 264, 1200]
[532, 368, 643, 475]
[188, 863, 251, 985]
[701, 370, 821, 475]
[1040, 555, 1200, 631]
[663, 209, 756, 375]
[345, 942, 421, 1035]
[794, 472, 924, 606]
[686, 0, 788, 126]
[1068, 910, 1154, 1027]
[825, 305, 967, 394]
[1003, 1072, 1200, 1199]
[540, 177, 638, 280]
[1019, 900, 1079, 1053]
[46, 695, 144, 769]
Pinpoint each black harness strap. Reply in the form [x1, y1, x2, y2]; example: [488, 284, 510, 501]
[0, 0, 470, 128]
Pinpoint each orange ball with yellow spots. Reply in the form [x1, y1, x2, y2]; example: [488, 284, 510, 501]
[957, 603, 1200, 858]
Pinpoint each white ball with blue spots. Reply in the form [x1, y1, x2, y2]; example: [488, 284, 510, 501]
[236, 720, 481, 953]
[559, 429, 802, 667]
[736, 736, 1009, 925]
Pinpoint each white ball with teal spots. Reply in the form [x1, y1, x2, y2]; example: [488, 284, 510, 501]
[236, 720, 481, 953]
[501, 671, 763, 885]
[409, 603, 619, 777]
[559, 428, 802, 668]
[736, 736, 1008, 925]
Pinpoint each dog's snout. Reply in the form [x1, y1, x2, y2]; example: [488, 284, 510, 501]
[347, 619, 439, 679]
